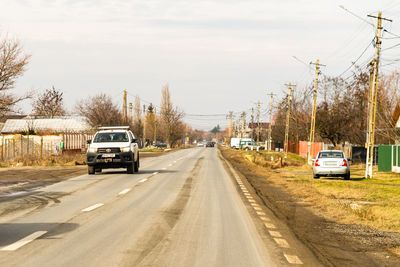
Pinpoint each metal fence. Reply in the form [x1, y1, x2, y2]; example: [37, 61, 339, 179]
[0, 133, 94, 161]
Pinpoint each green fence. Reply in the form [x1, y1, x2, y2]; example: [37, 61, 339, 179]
[378, 145, 400, 173]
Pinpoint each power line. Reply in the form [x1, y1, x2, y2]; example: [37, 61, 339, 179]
[338, 39, 374, 77]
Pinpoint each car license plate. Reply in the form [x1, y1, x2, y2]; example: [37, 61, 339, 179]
[102, 153, 115, 158]
[325, 161, 337, 166]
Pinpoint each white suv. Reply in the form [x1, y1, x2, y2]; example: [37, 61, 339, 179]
[86, 126, 139, 174]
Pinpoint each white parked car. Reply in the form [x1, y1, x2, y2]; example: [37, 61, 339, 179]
[312, 150, 351, 180]
[86, 126, 139, 174]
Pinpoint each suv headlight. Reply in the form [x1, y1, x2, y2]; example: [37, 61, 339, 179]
[88, 147, 97, 153]
[121, 146, 131, 152]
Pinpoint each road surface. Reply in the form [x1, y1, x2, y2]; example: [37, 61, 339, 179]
[0, 147, 320, 266]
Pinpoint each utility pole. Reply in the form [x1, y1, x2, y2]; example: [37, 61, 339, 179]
[241, 112, 246, 138]
[251, 108, 254, 141]
[365, 12, 391, 179]
[308, 59, 325, 164]
[154, 107, 157, 145]
[228, 111, 233, 138]
[267, 93, 275, 151]
[123, 90, 127, 124]
[284, 83, 294, 158]
[257, 101, 261, 143]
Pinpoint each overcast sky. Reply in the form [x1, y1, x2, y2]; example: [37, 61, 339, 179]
[1, 0, 400, 130]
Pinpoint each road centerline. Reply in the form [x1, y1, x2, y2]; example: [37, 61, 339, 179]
[1, 231, 48, 251]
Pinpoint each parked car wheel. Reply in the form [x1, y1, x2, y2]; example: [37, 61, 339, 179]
[344, 172, 350, 180]
[88, 166, 95, 175]
[95, 168, 102, 173]
[313, 173, 320, 179]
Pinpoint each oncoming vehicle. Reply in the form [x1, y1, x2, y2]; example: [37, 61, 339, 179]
[312, 150, 351, 180]
[86, 126, 139, 174]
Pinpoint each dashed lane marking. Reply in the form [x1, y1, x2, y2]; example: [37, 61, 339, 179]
[253, 206, 262, 211]
[260, 216, 270, 221]
[162, 167, 167, 170]
[268, 230, 282, 238]
[264, 222, 276, 229]
[274, 238, 290, 248]
[284, 254, 303, 265]
[257, 211, 266, 216]
[250, 203, 259, 207]
[139, 178, 147, 183]
[118, 188, 131, 195]
[248, 199, 255, 203]
[82, 203, 104, 212]
[153, 172, 159, 175]
[1, 231, 48, 251]
[168, 164, 173, 167]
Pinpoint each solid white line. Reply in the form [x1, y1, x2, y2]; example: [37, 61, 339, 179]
[269, 230, 282, 237]
[82, 203, 104, 212]
[1, 231, 48, 251]
[284, 254, 303, 265]
[118, 188, 131, 195]
[274, 238, 290, 248]
[139, 178, 147, 183]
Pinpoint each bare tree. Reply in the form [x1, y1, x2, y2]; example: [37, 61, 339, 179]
[160, 84, 184, 147]
[75, 93, 124, 127]
[0, 35, 31, 118]
[33, 86, 66, 117]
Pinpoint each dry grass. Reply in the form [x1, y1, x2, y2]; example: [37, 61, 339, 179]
[222, 146, 400, 232]
[0, 153, 86, 168]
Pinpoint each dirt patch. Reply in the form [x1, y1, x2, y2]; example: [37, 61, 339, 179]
[220, 147, 400, 266]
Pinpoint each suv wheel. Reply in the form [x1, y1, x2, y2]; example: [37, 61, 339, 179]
[134, 154, 139, 173]
[127, 163, 134, 174]
[88, 166, 95, 175]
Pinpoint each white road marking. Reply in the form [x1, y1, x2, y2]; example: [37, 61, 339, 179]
[269, 230, 282, 237]
[244, 193, 250, 196]
[264, 222, 276, 229]
[168, 164, 173, 167]
[174, 160, 177, 163]
[257, 211, 266, 216]
[274, 238, 290, 248]
[162, 167, 167, 170]
[153, 172, 159, 175]
[250, 203, 259, 207]
[82, 203, 104, 212]
[139, 178, 147, 183]
[253, 206, 262, 211]
[284, 254, 303, 265]
[1, 231, 48, 251]
[242, 190, 248, 193]
[260, 216, 270, 221]
[248, 199, 255, 203]
[118, 188, 131, 195]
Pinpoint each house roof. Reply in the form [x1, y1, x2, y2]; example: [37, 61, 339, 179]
[1, 116, 92, 134]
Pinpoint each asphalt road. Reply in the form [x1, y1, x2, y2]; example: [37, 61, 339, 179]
[0, 147, 319, 266]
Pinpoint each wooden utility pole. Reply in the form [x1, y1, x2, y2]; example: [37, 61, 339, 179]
[241, 112, 246, 138]
[365, 12, 391, 178]
[308, 59, 324, 164]
[267, 93, 274, 151]
[257, 101, 260, 143]
[284, 83, 294, 158]
[123, 90, 128, 123]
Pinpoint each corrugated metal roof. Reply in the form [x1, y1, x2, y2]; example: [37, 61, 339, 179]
[0, 116, 92, 134]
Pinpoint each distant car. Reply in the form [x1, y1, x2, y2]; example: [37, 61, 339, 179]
[205, 141, 214, 147]
[312, 150, 351, 180]
[155, 142, 167, 148]
[197, 142, 205, 147]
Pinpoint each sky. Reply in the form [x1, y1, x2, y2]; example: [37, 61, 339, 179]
[1, 0, 400, 130]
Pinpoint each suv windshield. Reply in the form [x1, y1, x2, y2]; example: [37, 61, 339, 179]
[93, 132, 129, 143]
[318, 151, 344, 159]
